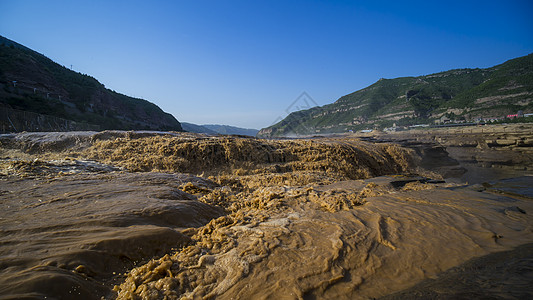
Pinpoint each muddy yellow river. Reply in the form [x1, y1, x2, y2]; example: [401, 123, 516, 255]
[0, 130, 531, 299]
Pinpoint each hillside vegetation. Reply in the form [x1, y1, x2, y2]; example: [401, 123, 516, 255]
[0, 35, 182, 132]
[259, 54, 533, 137]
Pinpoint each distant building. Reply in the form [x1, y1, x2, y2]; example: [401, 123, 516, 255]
[409, 124, 429, 128]
[485, 117, 503, 123]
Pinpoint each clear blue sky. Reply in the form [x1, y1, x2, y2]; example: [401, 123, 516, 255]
[1, 0, 532, 129]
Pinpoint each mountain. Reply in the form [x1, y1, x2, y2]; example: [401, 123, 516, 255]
[258, 54, 533, 137]
[181, 122, 218, 134]
[202, 124, 259, 136]
[0, 35, 182, 132]
[181, 122, 258, 136]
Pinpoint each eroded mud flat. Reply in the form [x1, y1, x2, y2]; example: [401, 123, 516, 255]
[1, 129, 532, 299]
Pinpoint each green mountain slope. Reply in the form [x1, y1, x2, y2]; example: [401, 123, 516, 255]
[0, 35, 182, 132]
[258, 54, 533, 137]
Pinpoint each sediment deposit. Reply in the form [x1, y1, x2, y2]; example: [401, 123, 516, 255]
[1, 126, 532, 299]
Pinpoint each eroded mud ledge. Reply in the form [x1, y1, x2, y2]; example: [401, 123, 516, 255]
[359, 123, 533, 183]
[1, 126, 532, 299]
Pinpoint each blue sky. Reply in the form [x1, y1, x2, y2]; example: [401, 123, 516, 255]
[1, 0, 532, 129]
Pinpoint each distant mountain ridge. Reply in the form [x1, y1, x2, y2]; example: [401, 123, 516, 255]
[202, 124, 259, 136]
[258, 54, 533, 137]
[0, 35, 182, 132]
[180, 122, 218, 134]
[181, 123, 259, 136]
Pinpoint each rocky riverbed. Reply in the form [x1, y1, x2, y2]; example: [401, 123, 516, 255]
[0, 126, 532, 299]
[358, 123, 533, 183]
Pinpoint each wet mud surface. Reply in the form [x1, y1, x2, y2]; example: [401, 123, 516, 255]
[0, 172, 223, 299]
[1, 128, 532, 299]
[380, 241, 533, 300]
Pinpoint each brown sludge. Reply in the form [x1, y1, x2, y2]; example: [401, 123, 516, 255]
[1, 130, 532, 299]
